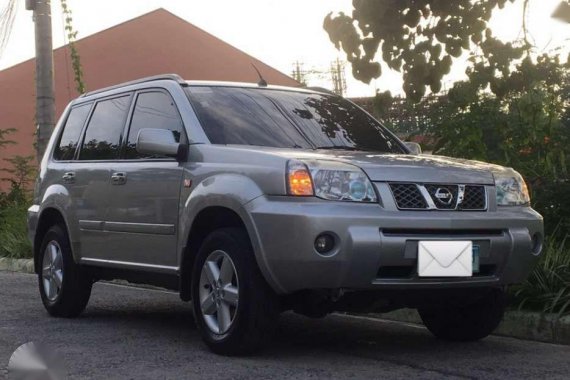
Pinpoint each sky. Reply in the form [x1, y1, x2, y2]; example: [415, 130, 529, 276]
[0, 0, 568, 97]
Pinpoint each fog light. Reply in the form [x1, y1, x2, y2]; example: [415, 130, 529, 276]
[315, 234, 335, 254]
[532, 233, 543, 255]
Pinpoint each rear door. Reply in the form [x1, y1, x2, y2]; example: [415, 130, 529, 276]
[73, 94, 133, 261]
[104, 90, 185, 268]
[50, 102, 93, 253]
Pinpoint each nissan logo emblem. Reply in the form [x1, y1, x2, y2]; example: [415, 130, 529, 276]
[434, 187, 453, 205]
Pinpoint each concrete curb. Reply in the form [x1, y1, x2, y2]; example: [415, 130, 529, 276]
[0, 257, 34, 274]
[372, 308, 570, 345]
[2, 257, 569, 345]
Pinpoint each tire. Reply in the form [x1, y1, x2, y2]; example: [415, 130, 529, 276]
[191, 227, 279, 355]
[418, 288, 506, 342]
[38, 224, 92, 318]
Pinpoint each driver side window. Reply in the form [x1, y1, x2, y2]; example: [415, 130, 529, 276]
[125, 91, 184, 159]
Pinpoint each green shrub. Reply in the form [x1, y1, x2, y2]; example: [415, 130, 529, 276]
[0, 183, 32, 259]
[513, 229, 570, 318]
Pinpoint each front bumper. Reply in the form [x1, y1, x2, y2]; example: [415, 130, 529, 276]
[27, 205, 40, 244]
[246, 196, 543, 294]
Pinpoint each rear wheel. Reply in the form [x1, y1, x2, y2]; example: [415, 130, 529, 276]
[191, 227, 279, 355]
[418, 288, 506, 342]
[38, 225, 92, 318]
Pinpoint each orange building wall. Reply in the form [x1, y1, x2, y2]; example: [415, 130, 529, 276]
[0, 9, 298, 189]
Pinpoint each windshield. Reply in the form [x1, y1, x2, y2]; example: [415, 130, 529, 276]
[185, 86, 405, 153]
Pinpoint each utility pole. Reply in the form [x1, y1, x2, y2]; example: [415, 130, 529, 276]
[291, 61, 307, 86]
[330, 58, 347, 97]
[26, 0, 55, 161]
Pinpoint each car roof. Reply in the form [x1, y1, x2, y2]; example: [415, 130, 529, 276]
[185, 80, 333, 95]
[79, 74, 333, 100]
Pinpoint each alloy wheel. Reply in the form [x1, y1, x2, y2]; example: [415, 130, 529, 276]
[42, 241, 64, 302]
[198, 250, 239, 334]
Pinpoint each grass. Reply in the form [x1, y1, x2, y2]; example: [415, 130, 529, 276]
[512, 228, 570, 319]
[0, 200, 32, 259]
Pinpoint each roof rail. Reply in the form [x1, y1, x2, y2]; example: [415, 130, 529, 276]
[306, 86, 338, 96]
[80, 74, 187, 98]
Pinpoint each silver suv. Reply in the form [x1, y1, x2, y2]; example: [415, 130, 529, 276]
[28, 74, 543, 355]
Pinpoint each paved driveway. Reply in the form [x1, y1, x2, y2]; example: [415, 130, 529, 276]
[1, 271, 569, 379]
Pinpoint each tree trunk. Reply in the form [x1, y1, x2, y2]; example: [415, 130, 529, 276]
[33, 0, 55, 161]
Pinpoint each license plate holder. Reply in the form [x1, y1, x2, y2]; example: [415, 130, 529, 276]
[472, 244, 480, 274]
[418, 241, 473, 277]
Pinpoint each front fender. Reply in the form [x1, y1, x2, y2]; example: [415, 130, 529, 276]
[178, 173, 289, 293]
[178, 173, 263, 261]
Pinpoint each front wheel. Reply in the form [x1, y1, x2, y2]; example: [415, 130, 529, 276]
[191, 228, 279, 355]
[418, 288, 506, 342]
[38, 225, 92, 318]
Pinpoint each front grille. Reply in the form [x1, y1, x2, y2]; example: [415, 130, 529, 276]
[460, 185, 487, 210]
[377, 265, 415, 279]
[381, 228, 504, 237]
[389, 183, 487, 211]
[376, 264, 497, 279]
[389, 183, 427, 209]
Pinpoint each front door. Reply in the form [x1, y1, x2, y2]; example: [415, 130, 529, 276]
[104, 90, 186, 268]
[73, 94, 133, 261]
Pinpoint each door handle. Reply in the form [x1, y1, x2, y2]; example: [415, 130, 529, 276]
[111, 172, 127, 185]
[62, 172, 75, 184]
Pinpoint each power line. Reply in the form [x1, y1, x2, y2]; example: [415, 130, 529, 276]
[0, 0, 19, 58]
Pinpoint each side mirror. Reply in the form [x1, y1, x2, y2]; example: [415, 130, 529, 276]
[404, 142, 422, 155]
[136, 128, 184, 160]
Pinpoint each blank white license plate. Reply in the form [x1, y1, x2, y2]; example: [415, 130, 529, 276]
[418, 241, 473, 277]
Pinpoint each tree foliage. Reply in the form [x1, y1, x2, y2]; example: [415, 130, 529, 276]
[370, 51, 569, 234]
[1, 155, 37, 190]
[434, 52, 570, 233]
[0, 128, 15, 150]
[324, 0, 526, 102]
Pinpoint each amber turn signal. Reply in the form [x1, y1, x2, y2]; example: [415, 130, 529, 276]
[287, 161, 314, 196]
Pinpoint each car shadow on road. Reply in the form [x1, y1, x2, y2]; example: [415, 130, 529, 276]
[77, 289, 521, 363]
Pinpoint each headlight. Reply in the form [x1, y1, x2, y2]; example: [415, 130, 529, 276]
[287, 160, 377, 202]
[494, 169, 530, 206]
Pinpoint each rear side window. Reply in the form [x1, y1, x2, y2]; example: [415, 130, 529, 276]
[79, 96, 131, 161]
[125, 92, 184, 159]
[54, 103, 92, 160]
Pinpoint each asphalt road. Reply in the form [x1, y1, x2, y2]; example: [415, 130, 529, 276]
[1, 271, 570, 380]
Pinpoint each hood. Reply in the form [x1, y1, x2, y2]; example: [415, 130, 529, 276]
[271, 149, 499, 184]
[196, 145, 502, 185]
[330, 153, 498, 184]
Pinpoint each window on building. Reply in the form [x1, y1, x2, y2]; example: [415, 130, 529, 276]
[79, 96, 131, 160]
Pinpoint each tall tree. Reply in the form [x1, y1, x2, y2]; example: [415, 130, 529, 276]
[324, 0, 529, 102]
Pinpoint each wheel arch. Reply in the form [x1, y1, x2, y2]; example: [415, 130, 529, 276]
[34, 207, 70, 274]
[179, 205, 253, 301]
[178, 172, 280, 300]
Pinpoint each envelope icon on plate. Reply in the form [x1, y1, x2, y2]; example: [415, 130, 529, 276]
[418, 241, 473, 277]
